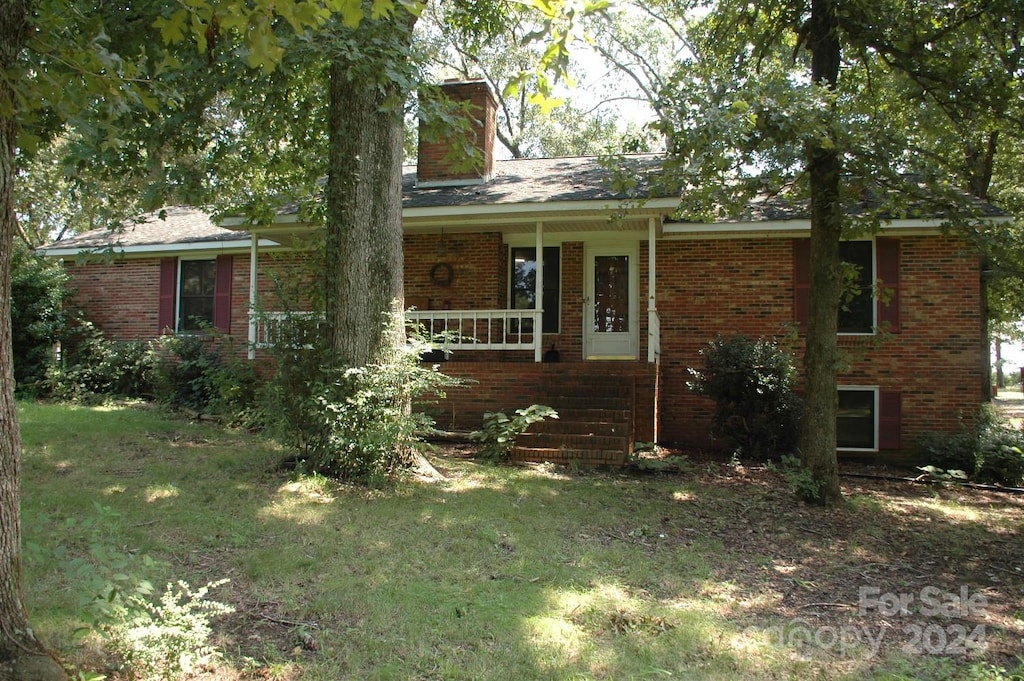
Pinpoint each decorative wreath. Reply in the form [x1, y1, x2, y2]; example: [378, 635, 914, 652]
[430, 262, 454, 286]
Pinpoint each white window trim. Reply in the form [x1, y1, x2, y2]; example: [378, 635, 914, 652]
[509, 244, 562, 335]
[837, 385, 879, 452]
[838, 238, 877, 337]
[176, 256, 218, 334]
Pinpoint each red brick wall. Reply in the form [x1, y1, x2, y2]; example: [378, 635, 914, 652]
[65, 258, 164, 340]
[654, 234, 983, 455]
[404, 233, 503, 311]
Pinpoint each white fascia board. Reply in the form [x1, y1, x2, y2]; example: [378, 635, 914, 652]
[220, 213, 305, 228]
[403, 197, 681, 222]
[39, 238, 280, 258]
[662, 214, 1014, 238]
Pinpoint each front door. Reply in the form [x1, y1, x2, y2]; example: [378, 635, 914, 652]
[584, 244, 638, 359]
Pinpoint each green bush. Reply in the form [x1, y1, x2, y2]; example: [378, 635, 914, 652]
[151, 332, 258, 417]
[259, 308, 461, 484]
[47, 321, 156, 401]
[688, 334, 802, 459]
[12, 241, 71, 394]
[918, 405, 1024, 487]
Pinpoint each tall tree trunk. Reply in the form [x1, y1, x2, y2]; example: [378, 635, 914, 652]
[965, 132, 998, 403]
[0, 2, 67, 678]
[798, 0, 844, 506]
[324, 53, 408, 368]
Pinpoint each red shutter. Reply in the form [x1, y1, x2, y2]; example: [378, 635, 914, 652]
[878, 390, 902, 450]
[158, 258, 177, 334]
[876, 238, 901, 333]
[214, 255, 233, 334]
[793, 239, 811, 328]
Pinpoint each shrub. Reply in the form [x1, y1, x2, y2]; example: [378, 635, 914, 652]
[151, 332, 258, 417]
[12, 240, 71, 394]
[47, 321, 156, 401]
[688, 334, 802, 459]
[260, 307, 461, 484]
[102, 579, 234, 681]
[918, 405, 1024, 487]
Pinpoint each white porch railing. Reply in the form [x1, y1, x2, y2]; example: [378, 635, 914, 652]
[250, 311, 323, 352]
[407, 309, 543, 360]
[250, 309, 544, 361]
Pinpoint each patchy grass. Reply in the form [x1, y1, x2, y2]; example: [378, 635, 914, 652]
[18, 401, 1024, 680]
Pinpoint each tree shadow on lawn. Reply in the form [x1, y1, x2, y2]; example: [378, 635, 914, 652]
[666, 461, 1024, 670]
[20, 405, 1024, 679]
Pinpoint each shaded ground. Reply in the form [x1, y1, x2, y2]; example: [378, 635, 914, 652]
[666, 462, 1022, 666]
[195, 450, 1023, 676]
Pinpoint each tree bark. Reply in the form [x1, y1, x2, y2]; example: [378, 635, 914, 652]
[966, 132, 998, 402]
[0, 1, 67, 678]
[324, 49, 409, 368]
[798, 0, 844, 506]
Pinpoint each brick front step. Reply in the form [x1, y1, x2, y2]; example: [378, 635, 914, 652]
[517, 432, 629, 450]
[509, 446, 629, 465]
[514, 397, 633, 464]
[531, 419, 626, 437]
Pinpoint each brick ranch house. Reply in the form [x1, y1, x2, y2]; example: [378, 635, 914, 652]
[41, 80, 1007, 465]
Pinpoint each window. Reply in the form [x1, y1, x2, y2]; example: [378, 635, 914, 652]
[837, 388, 877, 450]
[838, 241, 874, 334]
[511, 246, 560, 334]
[178, 259, 217, 331]
[793, 238, 900, 334]
[158, 256, 232, 334]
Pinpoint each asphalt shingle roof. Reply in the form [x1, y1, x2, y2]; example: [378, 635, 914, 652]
[401, 155, 667, 209]
[43, 206, 246, 251]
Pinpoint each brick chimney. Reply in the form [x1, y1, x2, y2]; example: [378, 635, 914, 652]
[417, 79, 498, 187]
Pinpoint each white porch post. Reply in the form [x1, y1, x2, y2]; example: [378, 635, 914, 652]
[247, 234, 259, 360]
[534, 221, 544, 362]
[647, 217, 658, 364]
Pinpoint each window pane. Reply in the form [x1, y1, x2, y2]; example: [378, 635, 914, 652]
[511, 246, 560, 334]
[838, 241, 873, 333]
[178, 260, 217, 331]
[837, 390, 875, 449]
[593, 255, 629, 333]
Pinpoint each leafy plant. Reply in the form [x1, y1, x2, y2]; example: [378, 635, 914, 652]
[780, 454, 821, 502]
[688, 334, 802, 459]
[918, 405, 1024, 487]
[43, 504, 234, 680]
[916, 465, 970, 482]
[471, 404, 558, 461]
[102, 579, 234, 681]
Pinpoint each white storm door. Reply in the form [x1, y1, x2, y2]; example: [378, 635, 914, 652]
[584, 244, 638, 359]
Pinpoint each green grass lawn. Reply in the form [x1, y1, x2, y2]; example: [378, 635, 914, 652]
[18, 401, 1024, 680]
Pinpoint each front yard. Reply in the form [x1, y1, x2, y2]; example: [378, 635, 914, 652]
[19, 401, 1024, 680]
